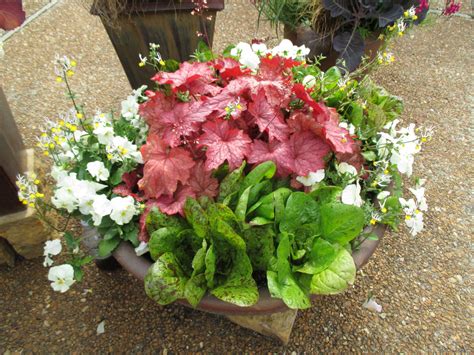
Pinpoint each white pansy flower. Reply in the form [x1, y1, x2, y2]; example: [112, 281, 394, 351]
[91, 194, 112, 226]
[251, 43, 268, 55]
[341, 180, 363, 207]
[302, 75, 316, 88]
[87, 161, 110, 182]
[44, 239, 62, 256]
[52, 186, 78, 212]
[48, 264, 75, 293]
[271, 39, 309, 59]
[110, 196, 137, 225]
[121, 95, 139, 120]
[135, 241, 149, 256]
[337, 162, 358, 177]
[390, 150, 415, 176]
[296, 169, 325, 187]
[93, 125, 114, 145]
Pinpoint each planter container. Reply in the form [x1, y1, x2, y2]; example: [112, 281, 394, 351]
[108, 222, 386, 316]
[284, 25, 383, 72]
[92, 0, 225, 89]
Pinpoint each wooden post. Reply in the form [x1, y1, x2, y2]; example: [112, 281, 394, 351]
[0, 87, 26, 215]
[92, 0, 225, 89]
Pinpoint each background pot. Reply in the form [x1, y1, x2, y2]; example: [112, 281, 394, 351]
[91, 0, 225, 89]
[107, 222, 386, 316]
[284, 25, 383, 72]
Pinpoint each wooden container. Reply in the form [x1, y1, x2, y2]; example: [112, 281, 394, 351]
[92, 0, 225, 89]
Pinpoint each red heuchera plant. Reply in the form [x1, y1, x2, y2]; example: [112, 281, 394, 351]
[127, 55, 363, 241]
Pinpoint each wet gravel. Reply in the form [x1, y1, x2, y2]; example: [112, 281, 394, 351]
[0, 1, 473, 352]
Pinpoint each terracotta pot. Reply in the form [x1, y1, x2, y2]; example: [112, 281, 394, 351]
[110, 222, 386, 316]
[91, 0, 225, 89]
[284, 25, 383, 72]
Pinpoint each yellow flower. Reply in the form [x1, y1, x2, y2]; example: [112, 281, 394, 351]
[43, 151, 49, 156]
[107, 153, 113, 160]
[66, 70, 74, 77]
[421, 137, 427, 143]
[370, 219, 377, 225]
[58, 120, 65, 126]
[236, 104, 242, 110]
[159, 60, 165, 66]
[76, 112, 83, 119]
[404, 10, 409, 17]
[70, 125, 77, 132]
[22, 200, 28, 205]
[34, 179, 40, 185]
[405, 215, 412, 220]
[413, 15, 418, 20]
[29, 203, 35, 208]
[138, 62, 145, 67]
[49, 143, 55, 149]
[56, 76, 63, 83]
[36, 192, 44, 198]
[71, 60, 77, 67]
[381, 207, 388, 213]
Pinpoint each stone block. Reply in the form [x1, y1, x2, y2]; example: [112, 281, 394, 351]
[0, 207, 51, 259]
[0, 237, 16, 267]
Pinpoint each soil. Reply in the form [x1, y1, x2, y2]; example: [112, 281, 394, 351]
[0, 1, 473, 352]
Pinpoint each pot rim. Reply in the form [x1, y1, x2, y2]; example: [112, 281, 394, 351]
[112, 223, 386, 316]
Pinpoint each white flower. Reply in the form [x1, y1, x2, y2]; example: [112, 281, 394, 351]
[110, 196, 137, 225]
[135, 241, 149, 256]
[251, 43, 268, 55]
[296, 169, 325, 187]
[43, 255, 54, 267]
[409, 185, 428, 211]
[341, 180, 363, 207]
[339, 121, 356, 135]
[48, 264, 75, 293]
[271, 39, 309, 59]
[87, 161, 110, 182]
[93, 124, 114, 145]
[363, 297, 383, 313]
[91, 194, 112, 226]
[302, 75, 316, 88]
[44, 239, 62, 256]
[337, 162, 358, 177]
[52, 186, 78, 212]
[51, 166, 68, 182]
[121, 95, 139, 120]
[390, 150, 415, 176]
[106, 136, 143, 164]
[239, 50, 260, 70]
[399, 197, 424, 236]
[377, 191, 391, 200]
[230, 42, 252, 57]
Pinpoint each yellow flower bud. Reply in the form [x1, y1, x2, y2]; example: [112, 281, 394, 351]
[34, 179, 40, 185]
[76, 112, 83, 119]
[159, 60, 165, 66]
[29, 203, 35, 208]
[22, 200, 28, 205]
[49, 143, 55, 149]
[43, 151, 49, 156]
[381, 207, 388, 213]
[71, 60, 77, 67]
[138, 62, 145, 67]
[370, 219, 377, 225]
[405, 215, 412, 220]
[56, 76, 63, 83]
[66, 70, 74, 77]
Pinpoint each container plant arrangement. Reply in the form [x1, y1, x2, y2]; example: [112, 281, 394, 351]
[18, 41, 432, 319]
[255, 0, 431, 71]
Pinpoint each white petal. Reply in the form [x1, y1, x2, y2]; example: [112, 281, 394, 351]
[363, 298, 383, 313]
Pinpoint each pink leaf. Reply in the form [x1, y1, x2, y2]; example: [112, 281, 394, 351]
[188, 161, 219, 198]
[152, 62, 216, 95]
[199, 119, 252, 171]
[248, 89, 289, 142]
[292, 83, 326, 116]
[138, 134, 195, 198]
[156, 185, 196, 216]
[248, 139, 294, 177]
[139, 91, 176, 129]
[289, 131, 331, 176]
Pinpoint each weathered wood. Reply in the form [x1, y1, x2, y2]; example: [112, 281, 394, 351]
[0, 87, 25, 214]
[100, 9, 218, 89]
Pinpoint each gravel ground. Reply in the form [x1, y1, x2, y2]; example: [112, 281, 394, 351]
[0, 1, 473, 352]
